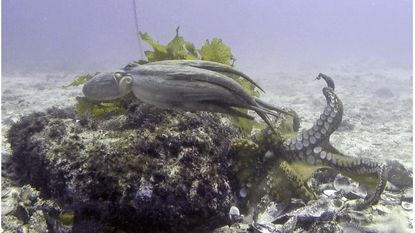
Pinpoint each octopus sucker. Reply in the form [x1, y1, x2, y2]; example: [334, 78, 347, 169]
[319, 151, 327, 160]
[276, 73, 387, 209]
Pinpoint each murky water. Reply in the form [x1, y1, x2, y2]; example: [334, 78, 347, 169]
[2, 1, 413, 232]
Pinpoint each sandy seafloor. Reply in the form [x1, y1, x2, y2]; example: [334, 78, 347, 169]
[1, 61, 413, 231]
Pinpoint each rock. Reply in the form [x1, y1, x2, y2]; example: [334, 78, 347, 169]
[212, 224, 250, 233]
[229, 206, 243, 224]
[7, 103, 241, 232]
[1, 178, 62, 233]
[401, 188, 413, 202]
[323, 189, 338, 197]
[28, 210, 48, 232]
[333, 174, 367, 200]
[386, 160, 413, 189]
[401, 201, 412, 211]
[311, 221, 341, 233]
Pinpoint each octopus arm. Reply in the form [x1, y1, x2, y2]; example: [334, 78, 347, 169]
[181, 101, 255, 120]
[162, 66, 258, 106]
[147, 59, 265, 92]
[159, 67, 280, 132]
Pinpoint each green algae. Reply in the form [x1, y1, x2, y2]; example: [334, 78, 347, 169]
[140, 27, 198, 61]
[75, 97, 127, 118]
[63, 74, 93, 88]
[59, 210, 74, 226]
[199, 38, 234, 66]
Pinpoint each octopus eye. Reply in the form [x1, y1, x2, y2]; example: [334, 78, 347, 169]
[114, 72, 123, 79]
[122, 76, 133, 84]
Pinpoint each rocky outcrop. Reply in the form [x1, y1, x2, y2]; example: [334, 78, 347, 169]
[5, 102, 413, 233]
[7, 103, 241, 232]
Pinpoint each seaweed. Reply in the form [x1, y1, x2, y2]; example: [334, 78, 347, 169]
[75, 96, 127, 118]
[63, 74, 93, 88]
[199, 38, 234, 66]
[139, 27, 198, 61]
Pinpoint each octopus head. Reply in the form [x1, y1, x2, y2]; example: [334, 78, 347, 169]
[82, 71, 133, 101]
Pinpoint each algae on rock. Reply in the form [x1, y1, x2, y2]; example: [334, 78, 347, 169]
[7, 104, 242, 232]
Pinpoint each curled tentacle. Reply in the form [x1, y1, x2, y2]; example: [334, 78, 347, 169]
[316, 73, 335, 90]
[278, 73, 386, 209]
[283, 83, 343, 154]
[355, 163, 388, 210]
[280, 161, 317, 201]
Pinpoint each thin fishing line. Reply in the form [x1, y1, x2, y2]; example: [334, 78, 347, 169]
[132, 0, 144, 59]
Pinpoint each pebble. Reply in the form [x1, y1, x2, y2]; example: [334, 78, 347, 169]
[264, 150, 275, 159]
[323, 189, 337, 197]
[229, 206, 243, 223]
[401, 201, 413, 211]
[373, 205, 391, 214]
[401, 188, 413, 202]
[239, 188, 248, 198]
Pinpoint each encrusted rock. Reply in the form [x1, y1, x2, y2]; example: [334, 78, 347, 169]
[7, 103, 241, 232]
[386, 160, 413, 189]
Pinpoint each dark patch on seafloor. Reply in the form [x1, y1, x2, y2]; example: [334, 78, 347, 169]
[6, 103, 241, 233]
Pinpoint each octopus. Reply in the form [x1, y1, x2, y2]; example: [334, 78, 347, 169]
[82, 59, 293, 133]
[82, 60, 387, 209]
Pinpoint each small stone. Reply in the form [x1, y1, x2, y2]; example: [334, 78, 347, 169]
[401, 201, 413, 211]
[229, 206, 243, 223]
[323, 189, 337, 197]
[264, 150, 275, 159]
[402, 188, 413, 202]
[239, 188, 248, 198]
[229, 206, 239, 217]
[374, 205, 390, 214]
